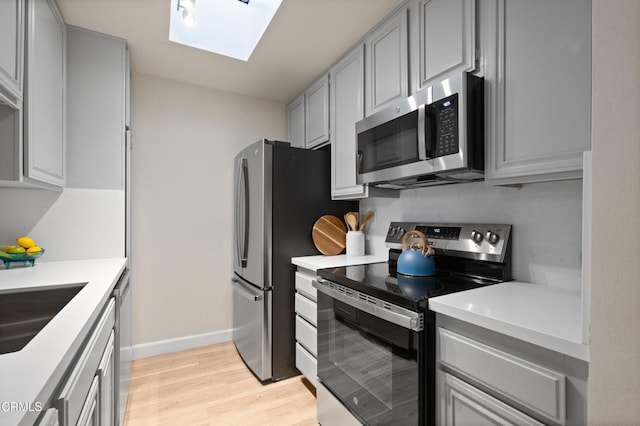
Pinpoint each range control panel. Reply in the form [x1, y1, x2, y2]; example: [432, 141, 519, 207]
[385, 222, 511, 263]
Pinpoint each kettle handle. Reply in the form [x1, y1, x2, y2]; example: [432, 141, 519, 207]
[401, 230, 435, 256]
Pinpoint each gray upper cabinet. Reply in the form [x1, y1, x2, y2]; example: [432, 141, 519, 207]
[24, 0, 66, 188]
[305, 74, 330, 149]
[287, 75, 330, 150]
[66, 26, 128, 190]
[483, 0, 591, 184]
[286, 93, 304, 148]
[411, 0, 476, 93]
[365, 6, 409, 116]
[330, 45, 368, 200]
[0, 0, 24, 107]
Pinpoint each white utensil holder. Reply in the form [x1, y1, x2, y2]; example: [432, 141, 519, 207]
[346, 231, 365, 256]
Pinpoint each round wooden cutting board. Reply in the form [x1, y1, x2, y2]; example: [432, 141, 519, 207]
[312, 215, 347, 255]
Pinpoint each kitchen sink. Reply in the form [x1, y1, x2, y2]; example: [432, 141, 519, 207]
[0, 284, 86, 355]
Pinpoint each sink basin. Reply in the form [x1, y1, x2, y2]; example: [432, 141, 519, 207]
[0, 284, 86, 354]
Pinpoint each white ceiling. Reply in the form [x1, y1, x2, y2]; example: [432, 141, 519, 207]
[56, 0, 404, 103]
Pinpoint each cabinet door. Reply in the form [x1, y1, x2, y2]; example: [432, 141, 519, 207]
[365, 7, 408, 116]
[77, 376, 100, 426]
[330, 45, 368, 200]
[24, 0, 66, 187]
[438, 371, 544, 426]
[305, 74, 329, 148]
[286, 93, 304, 148]
[66, 26, 127, 190]
[98, 331, 115, 426]
[414, 0, 475, 91]
[484, 0, 591, 184]
[0, 0, 23, 106]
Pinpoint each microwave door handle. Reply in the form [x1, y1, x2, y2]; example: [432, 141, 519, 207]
[417, 104, 429, 160]
[423, 104, 436, 159]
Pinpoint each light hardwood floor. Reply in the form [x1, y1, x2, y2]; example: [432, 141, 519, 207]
[124, 341, 318, 426]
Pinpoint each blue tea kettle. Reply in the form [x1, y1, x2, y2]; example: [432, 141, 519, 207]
[397, 230, 435, 276]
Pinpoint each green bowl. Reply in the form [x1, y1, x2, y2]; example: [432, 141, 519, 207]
[0, 249, 45, 268]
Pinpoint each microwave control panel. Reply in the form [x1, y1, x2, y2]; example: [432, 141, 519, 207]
[428, 93, 460, 158]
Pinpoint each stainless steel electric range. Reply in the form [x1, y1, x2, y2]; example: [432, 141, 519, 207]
[315, 222, 512, 426]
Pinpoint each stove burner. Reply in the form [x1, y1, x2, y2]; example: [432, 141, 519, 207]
[385, 274, 444, 299]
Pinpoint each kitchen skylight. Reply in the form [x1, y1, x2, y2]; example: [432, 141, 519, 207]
[169, 0, 283, 61]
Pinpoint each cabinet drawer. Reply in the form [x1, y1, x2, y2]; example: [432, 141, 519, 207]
[295, 315, 317, 357]
[55, 298, 115, 425]
[438, 328, 566, 424]
[295, 293, 317, 326]
[295, 271, 317, 301]
[295, 343, 317, 387]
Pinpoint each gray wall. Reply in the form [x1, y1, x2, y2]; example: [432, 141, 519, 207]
[361, 179, 583, 289]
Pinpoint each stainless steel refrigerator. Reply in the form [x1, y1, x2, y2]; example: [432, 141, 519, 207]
[232, 139, 356, 382]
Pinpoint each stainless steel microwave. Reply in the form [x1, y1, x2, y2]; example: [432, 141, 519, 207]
[356, 72, 484, 189]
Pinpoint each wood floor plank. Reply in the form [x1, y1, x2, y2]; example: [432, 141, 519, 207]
[125, 341, 318, 426]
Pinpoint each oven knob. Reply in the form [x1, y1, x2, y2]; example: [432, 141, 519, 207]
[396, 227, 406, 239]
[486, 231, 500, 245]
[471, 230, 483, 243]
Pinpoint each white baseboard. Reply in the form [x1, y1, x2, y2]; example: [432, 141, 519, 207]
[131, 328, 233, 360]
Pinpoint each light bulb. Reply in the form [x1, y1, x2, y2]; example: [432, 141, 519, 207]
[182, 8, 196, 27]
[180, 0, 196, 10]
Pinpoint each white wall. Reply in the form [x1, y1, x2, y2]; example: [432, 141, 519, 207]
[130, 74, 285, 346]
[361, 179, 583, 288]
[589, 1, 640, 423]
[0, 188, 124, 261]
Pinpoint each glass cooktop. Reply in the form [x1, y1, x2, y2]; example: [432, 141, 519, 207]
[317, 262, 498, 311]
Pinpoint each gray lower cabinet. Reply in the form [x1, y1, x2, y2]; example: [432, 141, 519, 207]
[438, 371, 543, 426]
[437, 315, 588, 426]
[0, 0, 24, 107]
[54, 298, 116, 426]
[24, 0, 66, 188]
[37, 408, 60, 426]
[411, 0, 476, 92]
[482, 0, 591, 184]
[294, 270, 318, 387]
[365, 5, 409, 116]
[286, 93, 305, 148]
[329, 45, 368, 200]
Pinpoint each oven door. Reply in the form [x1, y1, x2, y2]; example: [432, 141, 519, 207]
[316, 282, 425, 425]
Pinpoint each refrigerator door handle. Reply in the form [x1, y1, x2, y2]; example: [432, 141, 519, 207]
[235, 158, 243, 269]
[232, 277, 263, 301]
[240, 158, 249, 268]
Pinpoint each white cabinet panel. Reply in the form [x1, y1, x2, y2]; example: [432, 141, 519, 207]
[438, 371, 544, 426]
[365, 7, 408, 115]
[414, 0, 476, 91]
[24, 0, 66, 188]
[294, 271, 317, 301]
[438, 328, 566, 423]
[286, 93, 304, 148]
[295, 343, 317, 387]
[295, 315, 317, 357]
[295, 293, 317, 326]
[484, 0, 591, 184]
[330, 45, 368, 200]
[66, 26, 127, 190]
[0, 0, 23, 106]
[304, 74, 329, 148]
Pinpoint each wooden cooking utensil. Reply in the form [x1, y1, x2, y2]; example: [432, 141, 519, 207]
[345, 212, 358, 232]
[312, 215, 348, 255]
[359, 211, 374, 231]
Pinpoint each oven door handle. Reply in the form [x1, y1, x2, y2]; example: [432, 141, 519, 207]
[315, 279, 424, 332]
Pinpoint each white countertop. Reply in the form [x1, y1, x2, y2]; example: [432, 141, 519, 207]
[0, 258, 127, 426]
[291, 253, 388, 272]
[429, 281, 589, 362]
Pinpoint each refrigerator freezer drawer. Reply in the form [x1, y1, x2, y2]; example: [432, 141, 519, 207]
[232, 276, 272, 381]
